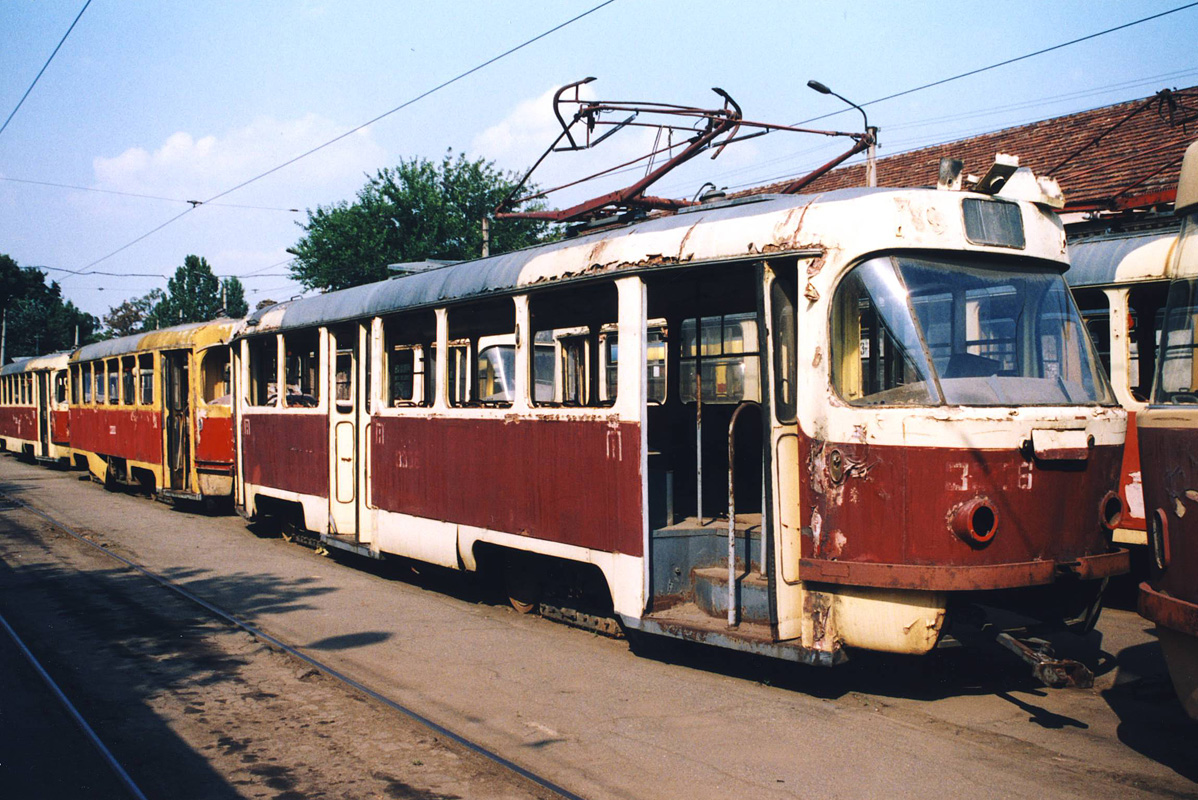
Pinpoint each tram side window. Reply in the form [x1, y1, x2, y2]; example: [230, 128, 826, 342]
[772, 272, 798, 423]
[70, 366, 79, 404]
[247, 336, 279, 406]
[121, 356, 135, 405]
[82, 364, 92, 403]
[1071, 288, 1111, 381]
[1156, 279, 1198, 402]
[202, 349, 232, 405]
[530, 283, 620, 407]
[679, 313, 760, 404]
[384, 310, 435, 406]
[138, 354, 154, 404]
[1128, 282, 1168, 401]
[95, 362, 106, 403]
[283, 332, 319, 408]
[448, 299, 515, 408]
[601, 324, 667, 405]
[107, 360, 120, 405]
[55, 371, 67, 405]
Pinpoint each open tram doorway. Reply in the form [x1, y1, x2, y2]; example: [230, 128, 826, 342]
[163, 350, 191, 492]
[641, 261, 769, 625]
[328, 324, 360, 540]
[35, 371, 50, 458]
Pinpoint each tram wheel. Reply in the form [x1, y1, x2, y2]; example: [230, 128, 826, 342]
[504, 557, 542, 615]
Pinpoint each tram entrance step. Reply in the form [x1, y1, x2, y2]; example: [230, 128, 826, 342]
[691, 567, 771, 625]
[650, 514, 763, 607]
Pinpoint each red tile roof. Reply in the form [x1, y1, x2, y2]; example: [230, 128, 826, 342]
[745, 87, 1198, 211]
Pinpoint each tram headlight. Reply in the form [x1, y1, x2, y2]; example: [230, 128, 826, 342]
[950, 497, 999, 547]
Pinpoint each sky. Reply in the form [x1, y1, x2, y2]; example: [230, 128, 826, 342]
[1, 0, 1196, 324]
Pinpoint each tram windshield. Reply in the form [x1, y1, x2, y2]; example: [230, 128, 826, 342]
[832, 255, 1114, 406]
[1152, 219, 1198, 404]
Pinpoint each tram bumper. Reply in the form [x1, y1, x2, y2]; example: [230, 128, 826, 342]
[799, 547, 1128, 591]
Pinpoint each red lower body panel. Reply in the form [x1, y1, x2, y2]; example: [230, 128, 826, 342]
[370, 416, 643, 556]
[241, 413, 328, 498]
[70, 406, 161, 465]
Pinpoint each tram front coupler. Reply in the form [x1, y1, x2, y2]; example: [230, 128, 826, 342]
[994, 632, 1094, 689]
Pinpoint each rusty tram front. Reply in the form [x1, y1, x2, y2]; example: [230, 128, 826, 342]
[233, 178, 1127, 666]
[69, 319, 238, 503]
[1138, 140, 1198, 719]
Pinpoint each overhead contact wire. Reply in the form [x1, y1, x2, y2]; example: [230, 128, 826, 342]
[0, 0, 92, 139]
[69, 0, 619, 277]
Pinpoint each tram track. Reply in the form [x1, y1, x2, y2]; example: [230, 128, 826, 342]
[0, 608, 149, 800]
[0, 488, 585, 800]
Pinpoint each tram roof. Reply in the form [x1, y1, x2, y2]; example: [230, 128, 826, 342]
[1, 351, 70, 375]
[246, 186, 1058, 336]
[73, 318, 240, 363]
[1065, 230, 1178, 288]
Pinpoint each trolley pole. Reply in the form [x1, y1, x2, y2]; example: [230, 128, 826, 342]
[866, 126, 879, 187]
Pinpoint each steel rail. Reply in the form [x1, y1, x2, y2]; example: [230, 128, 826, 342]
[0, 490, 586, 800]
[0, 609, 149, 800]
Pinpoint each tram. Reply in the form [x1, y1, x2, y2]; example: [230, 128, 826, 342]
[232, 165, 1127, 669]
[0, 351, 71, 465]
[69, 319, 238, 504]
[1066, 231, 1177, 551]
[1138, 139, 1198, 719]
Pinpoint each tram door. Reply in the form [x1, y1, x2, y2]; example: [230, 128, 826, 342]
[164, 351, 191, 491]
[35, 372, 49, 457]
[329, 326, 359, 538]
[765, 263, 805, 641]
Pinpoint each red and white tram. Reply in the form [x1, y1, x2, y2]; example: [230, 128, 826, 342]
[1138, 139, 1198, 719]
[0, 351, 71, 465]
[234, 166, 1127, 667]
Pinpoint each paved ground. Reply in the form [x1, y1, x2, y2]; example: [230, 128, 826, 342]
[0, 455, 1195, 800]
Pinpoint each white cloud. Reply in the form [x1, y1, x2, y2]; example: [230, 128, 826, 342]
[92, 114, 389, 206]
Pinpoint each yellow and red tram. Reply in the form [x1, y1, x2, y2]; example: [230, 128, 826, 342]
[69, 320, 238, 504]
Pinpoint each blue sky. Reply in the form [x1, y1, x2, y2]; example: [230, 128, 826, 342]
[1, 0, 1196, 320]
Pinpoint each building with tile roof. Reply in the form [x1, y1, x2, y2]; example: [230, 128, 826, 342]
[745, 87, 1198, 223]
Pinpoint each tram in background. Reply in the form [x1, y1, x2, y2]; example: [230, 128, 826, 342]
[231, 161, 1128, 672]
[1066, 231, 1177, 551]
[1138, 139, 1198, 719]
[0, 352, 71, 465]
[69, 319, 238, 505]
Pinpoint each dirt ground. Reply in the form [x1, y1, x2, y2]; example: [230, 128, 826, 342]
[0, 496, 560, 800]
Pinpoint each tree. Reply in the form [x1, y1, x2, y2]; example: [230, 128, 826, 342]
[1, 253, 98, 358]
[222, 276, 248, 318]
[150, 255, 223, 326]
[289, 150, 553, 291]
[102, 288, 165, 337]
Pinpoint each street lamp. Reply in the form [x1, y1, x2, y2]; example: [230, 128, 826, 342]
[807, 80, 878, 187]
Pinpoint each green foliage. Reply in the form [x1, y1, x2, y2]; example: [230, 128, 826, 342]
[222, 276, 248, 318]
[102, 288, 165, 337]
[1, 252, 98, 359]
[289, 150, 553, 292]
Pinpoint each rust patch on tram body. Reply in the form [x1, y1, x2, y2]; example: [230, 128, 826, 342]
[798, 431, 1125, 590]
[1139, 425, 1198, 614]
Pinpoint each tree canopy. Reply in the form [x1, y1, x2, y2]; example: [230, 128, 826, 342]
[288, 151, 553, 292]
[1, 253, 98, 360]
[101, 256, 249, 338]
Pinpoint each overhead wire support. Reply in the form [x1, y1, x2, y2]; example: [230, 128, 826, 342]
[0, 0, 92, 139]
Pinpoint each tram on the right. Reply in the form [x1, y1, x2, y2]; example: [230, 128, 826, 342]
[1138, 139, 1198, 720]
